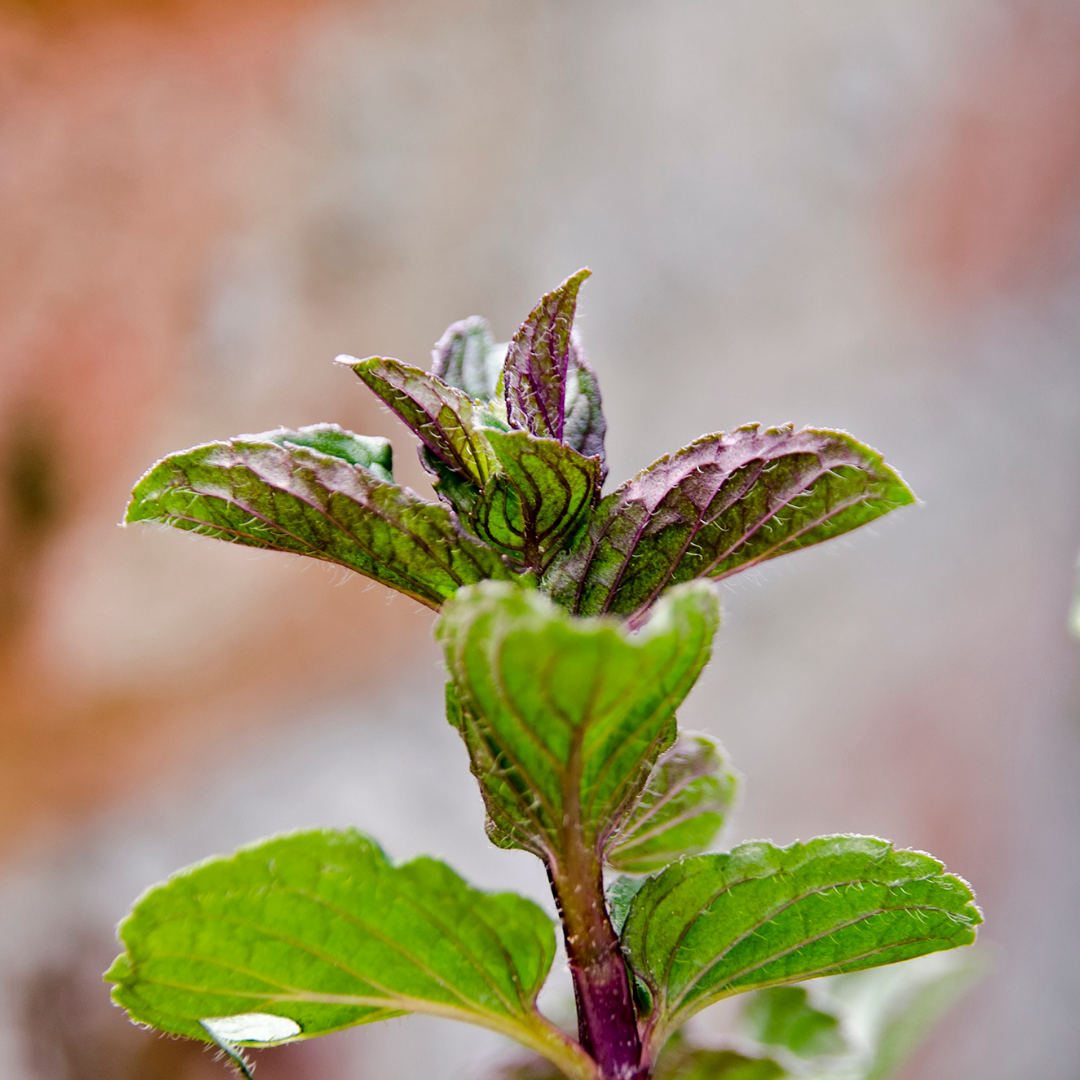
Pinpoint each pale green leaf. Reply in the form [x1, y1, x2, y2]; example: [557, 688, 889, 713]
[266, 423, 393, 484]
[470, 429, 601, 572]
[437, 581, 719, 860]
[125, 435, 511, 610]
[106, 830, 593, 1079]
[621, 836, 981, 1053]
[606, 732, 738, 874]
[742, 987, 845, 1059]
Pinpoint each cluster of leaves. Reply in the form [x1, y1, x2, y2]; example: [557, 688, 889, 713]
[109, 271, 980, 1080]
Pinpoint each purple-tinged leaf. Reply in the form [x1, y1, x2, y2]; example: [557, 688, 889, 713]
[470, 429, 601, 573]
[542, 425, 916, 620]
[431, 315, 507, 403]
[339, 356, 498, 489]
[563, 333, 608, 482]
[503, 268, 591, 441]
[125, 435, 512, 610]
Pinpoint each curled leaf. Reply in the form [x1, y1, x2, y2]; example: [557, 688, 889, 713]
[431, 315, 507, 402]
[503, 268, 591, 441]
[470, 429, 601, 572]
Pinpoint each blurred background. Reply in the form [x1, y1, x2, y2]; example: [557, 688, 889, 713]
[1, 0, 1079, 1077]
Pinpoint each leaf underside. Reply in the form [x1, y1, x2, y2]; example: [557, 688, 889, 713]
[621, 835, 981, 1049]
[125, 435, 511, 610]
[438, 581, 719, 860]
[431, 315, 507, 403]
[504, 268, 591, 441]
[606, 732, 738, 874]
[341, 356, 498, 488]
[106, 830, 557, 1047]
[543, 425, 916, 619]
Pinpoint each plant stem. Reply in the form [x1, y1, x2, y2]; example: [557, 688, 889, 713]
[546, 852, 645, 1080]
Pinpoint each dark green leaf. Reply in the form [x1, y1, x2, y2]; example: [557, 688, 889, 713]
[340, 356, 498, 489]
[431, 315, 507, 403]
[470, 429, 601, 572]
[266, 423, 394, 484]
[621, 836, 981, 1054]
[742, 987, 845, 1059]
[606, 733, 738, 874]
[503, 269, 591, 441]
[106, 830, 593, 1079]
[543, 426, 916, 620]
[437, 581, 718, 860]
[125, 436, 511, 610]
[421, 445, 483, 517]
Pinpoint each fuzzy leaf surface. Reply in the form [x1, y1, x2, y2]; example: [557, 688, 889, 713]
[470, 429, 601, 572]
[438, 581, 718, 860]
[104, 830, 591, 1074]
[431, 315, 507, 402]
[340, 356, 498, 488]
[563, 337, 608, 479]
[621, 836, 981, 1050]
[126, 436, 510, 610]
[606, 732, 738, 873]
[544, 426, 915, 619]
[503, 268, 590, 441]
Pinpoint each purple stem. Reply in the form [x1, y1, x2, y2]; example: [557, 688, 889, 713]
[546, 854, 646, 1080]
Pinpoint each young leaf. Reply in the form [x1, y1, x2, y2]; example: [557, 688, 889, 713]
[543, 425, 916, 620]
[266, 423, 394, 484]
[431, 315, 507, 403]
[125, 435, 512, 610]
[606, 732, 738, 874]
[339, 356, 498, 489]
[437, 580, 719, 861]
[620, 835, 981, 1054]
[742, 986, 846, 1059]
[106, 830, 594, 1080]
[563, 335, 608, 480]
[503, 268, 591, 441]
[470, 429, 602, 572]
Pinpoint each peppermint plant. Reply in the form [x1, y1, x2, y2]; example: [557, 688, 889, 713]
[107, 271, 981, 1080]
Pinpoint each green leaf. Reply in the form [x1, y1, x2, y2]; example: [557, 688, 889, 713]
[431, 315, 507, 403]
[653, 1036, 786, 1080]
[470, 429, 601, 572]
[106, 829, 594, 1079]
[503, 268, 591, 441]
[437, 580, 719, 860]
[606, 732, 738, 874]
[125, 435, 512, 610]
[339, 356, 498, 489]
[265, 423, 394, 484]
[543, 426, 916, 620]
[742, 987, 846, 1059]
[621, 836, 981, 1054]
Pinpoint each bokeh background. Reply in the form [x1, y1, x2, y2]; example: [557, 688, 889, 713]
[1, 0, 1079, 1077]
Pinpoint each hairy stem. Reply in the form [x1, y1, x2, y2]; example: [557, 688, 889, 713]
[546, 850, 644, 1080]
